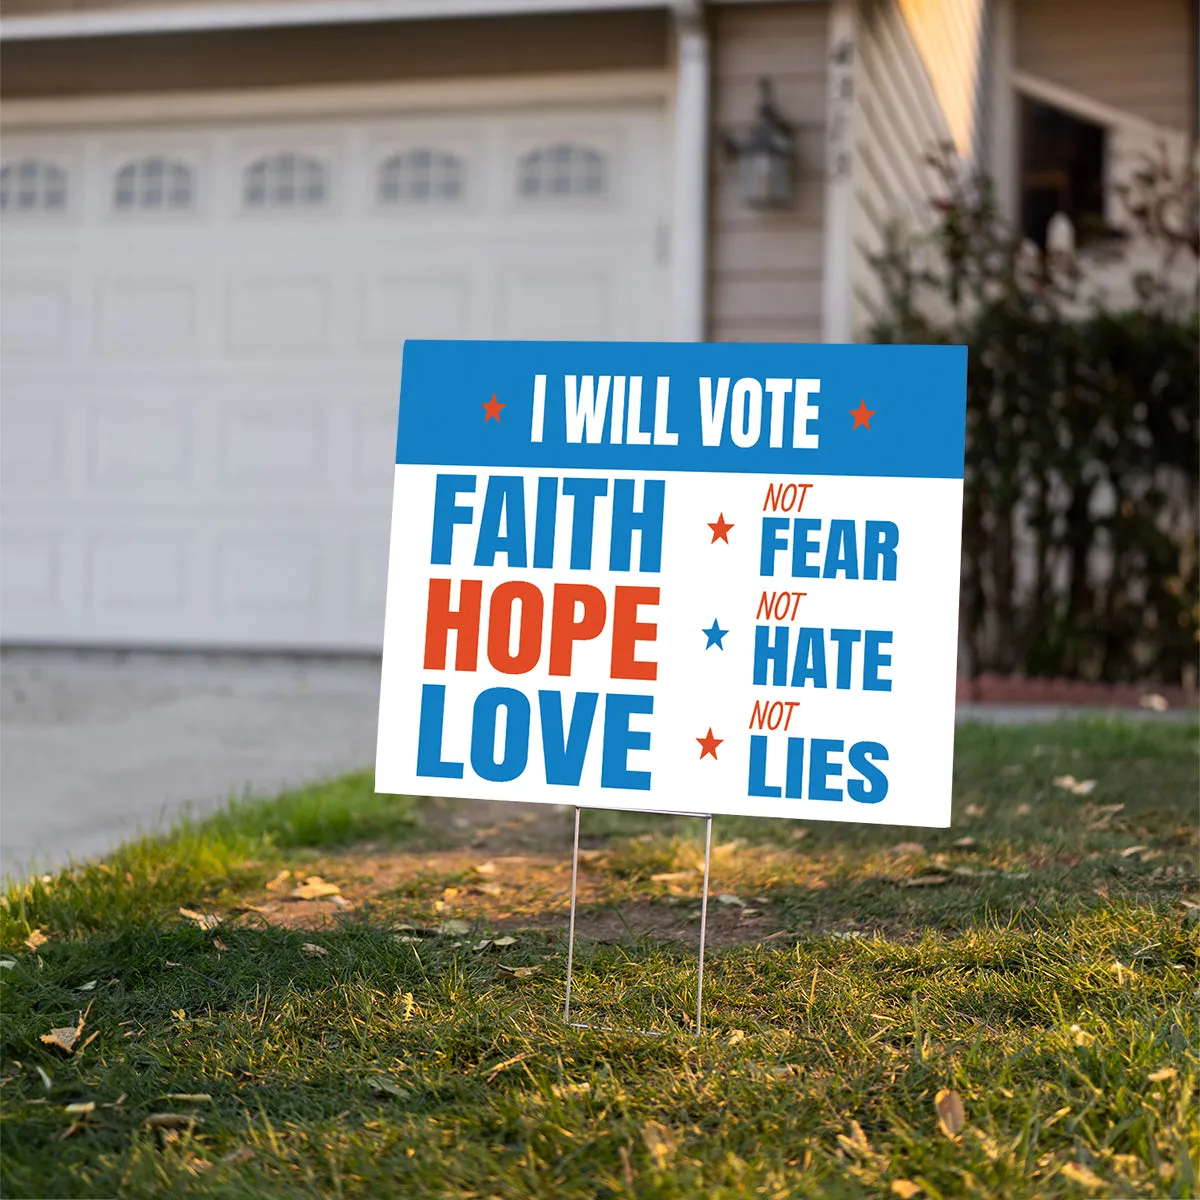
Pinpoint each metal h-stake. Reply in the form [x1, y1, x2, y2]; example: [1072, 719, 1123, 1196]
[563, 807, 714, 1035]
[563, 806, 582, 1024]
[695, 814, 713, 1036]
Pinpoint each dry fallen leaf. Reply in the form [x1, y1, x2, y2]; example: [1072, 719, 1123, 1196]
[1139, 692, 1169, 712]
[1147, 1067, 1177, 1082]
[497, 964, 539, 978]
[24, 929, 49, 952]
[934, 1088, 966, 1138]
[300, 943, 328, 958]
[552, 1082, 592, 1099]
[891, 1182, 922, 1199]
[837, 1120, 871, 1157]
[1060, 1162, 1105, 1190]
[1070, 1024, 1095, 1047]
[474, 882, 503, 897]
[1110, 961, 1137, 984]
[76, 980, 97, 992]
[641, 1120, 677, 1171]
[212, 938, 229, 951]
[264, 869, 291, 891]
[903, 875, 950, 888]
[144, 1113, 202, 1130]
[367, 1075, 410, 1098]
[1082, 803, 1124, 829]
[491, 936, 518, 947]
[1014, 803, 1032, 816]
[288, 876, 341, 900]
[1119, 845, 1149, 858]
[40, 1005, 90, 1055]
[436, 919, 471, 936]
[650, 871, 697, 882]
[964, 804, 987, 818]
[474, 861, 497, 875]
[64, 1101, 95, 1115]
[1054, 775, 1097, 797]
[717, 893, 746, 907]
[952, 836, 977, 848]
[764, 1063, 803, 1079]
[221, 1147, 256, 1166]
[727, 1029, 745, 1046]
[178, 908, 220, 930]
[330, 895, 352, 909]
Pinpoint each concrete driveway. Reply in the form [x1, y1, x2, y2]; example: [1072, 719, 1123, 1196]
[1, 650, 381, 879]
[3, 650, 1187, 880]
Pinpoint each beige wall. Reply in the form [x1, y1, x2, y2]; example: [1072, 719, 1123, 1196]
[1015, 0, 1196, 132]
[896, 0, 987, 156]
[707, 2, 828, 342]
[0, 10, 670, 96]
[850, 0, 953, 336]
[1, 0, 305, 11]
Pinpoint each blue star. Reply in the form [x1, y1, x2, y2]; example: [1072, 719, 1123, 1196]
[702, 619, 728, 650]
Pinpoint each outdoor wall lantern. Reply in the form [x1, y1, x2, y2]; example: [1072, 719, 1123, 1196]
[724, 78, 797, 211]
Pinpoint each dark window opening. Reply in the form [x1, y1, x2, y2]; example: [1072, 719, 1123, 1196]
[1019, 96, 1108, 248]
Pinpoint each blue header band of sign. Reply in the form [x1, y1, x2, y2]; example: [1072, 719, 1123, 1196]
[395, 340, 967, 480]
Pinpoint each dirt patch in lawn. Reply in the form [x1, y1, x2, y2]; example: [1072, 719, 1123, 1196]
[224, 846, 813, 950]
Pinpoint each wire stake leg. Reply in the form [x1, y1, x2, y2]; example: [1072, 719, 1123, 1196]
[563, 806, 582, 1024]
[695, 815, 713, 1036]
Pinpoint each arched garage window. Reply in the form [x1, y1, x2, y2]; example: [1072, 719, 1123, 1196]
[378, 149, 465, 204]
[0, 159, 67, 213]
[517, 143, 607, 199]
[244, 152, 328, 209]
[114, 156, 194, 212]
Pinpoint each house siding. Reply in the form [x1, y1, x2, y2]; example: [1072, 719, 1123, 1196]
[0, 10, 670, 96]
[848, 0, 953, 336]
[1014, 0, 1196, 132]
[707, 2, 828, 343]
[896, 0, 988, 156]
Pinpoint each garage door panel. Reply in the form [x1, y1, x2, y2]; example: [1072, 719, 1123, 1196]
[1, 100, 669, 648]
[1, 278, 73, 357]
[87, 403, 193, 488]
[87, 534, 191, 612]
[97, 278, 198, 355]
[1, 530, 64, 612]
[217, 404, 327, 488]
[360, 272, 472, 347]
[225, 275, 333, 354]
[353, 407, 402, 488]
[216, 534, 322, 614]
[2, 408, 67, 488]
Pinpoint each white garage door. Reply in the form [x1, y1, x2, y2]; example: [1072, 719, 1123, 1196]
[1, 99, 671, 650]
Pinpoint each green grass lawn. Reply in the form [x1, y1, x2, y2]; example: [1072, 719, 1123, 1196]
[1, 719, 1196, 1199]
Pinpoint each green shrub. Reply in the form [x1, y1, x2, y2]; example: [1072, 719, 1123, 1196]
[871, 146, 1198, 685]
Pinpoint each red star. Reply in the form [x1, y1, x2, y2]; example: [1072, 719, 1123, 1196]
[707, 513, 734, 543]
[696, 728, 723, 760]
[482, 393, 505, 423]
[850, 400, 876, 430]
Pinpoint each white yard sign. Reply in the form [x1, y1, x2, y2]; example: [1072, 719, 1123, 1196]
[377, 341, 966, 828]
